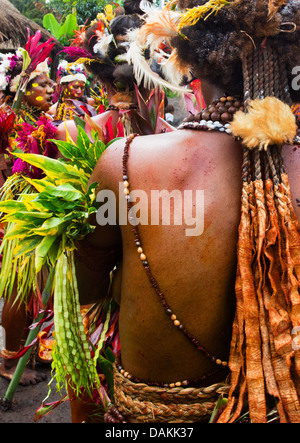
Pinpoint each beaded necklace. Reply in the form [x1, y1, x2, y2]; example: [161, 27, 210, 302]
[178, 95, 243, 133]
[120, 98, 241, 388]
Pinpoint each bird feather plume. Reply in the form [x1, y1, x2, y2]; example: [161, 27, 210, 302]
[137, 9, 181, 50]
[121, 28, 190, 93]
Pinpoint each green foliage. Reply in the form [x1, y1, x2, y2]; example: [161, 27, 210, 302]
[43, 11, 78, 45]
[0, 123, 105, 298]
[10, 0, 45, 27]
[40, 0, 123, 25]
[0, 123, 112, 401]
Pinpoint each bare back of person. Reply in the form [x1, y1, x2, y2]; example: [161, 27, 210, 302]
[78, 123, 300, 403]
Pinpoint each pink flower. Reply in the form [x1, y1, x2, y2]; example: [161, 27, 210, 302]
[12, 117, 58, 179]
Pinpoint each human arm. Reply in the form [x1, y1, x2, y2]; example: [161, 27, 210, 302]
[75, 142, 124, 305]
[75, 213, 122, 306]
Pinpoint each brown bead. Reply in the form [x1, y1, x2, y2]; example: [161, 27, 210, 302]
[228, 106, 236, 114]
[211, 112, 220, 121]
[234, 100, 241, 108]
[208, 106, 218, 113]
[202, 111, 210, 120]
[221, 112, 231, 122]
[225, 101, 233, 108]
[217, 105, 226, 114]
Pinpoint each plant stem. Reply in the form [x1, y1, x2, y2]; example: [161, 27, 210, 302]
[12, 78, 29, 113]
[2, 268, 55, 407]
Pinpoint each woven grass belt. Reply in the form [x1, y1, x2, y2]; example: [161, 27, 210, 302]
[113, 365, 230, 423]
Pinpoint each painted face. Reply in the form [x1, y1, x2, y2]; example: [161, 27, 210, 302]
[63, 80, 85, 100]
[25, 73, 53, 112]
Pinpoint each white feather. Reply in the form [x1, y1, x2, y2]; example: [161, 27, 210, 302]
[93, 34, 114, 57]
[123, 37, 190, 93]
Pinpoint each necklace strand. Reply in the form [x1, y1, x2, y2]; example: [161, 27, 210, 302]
[122, 130, 229, 382]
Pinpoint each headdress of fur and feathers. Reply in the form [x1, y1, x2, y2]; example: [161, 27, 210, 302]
[119, 7, 192, 93]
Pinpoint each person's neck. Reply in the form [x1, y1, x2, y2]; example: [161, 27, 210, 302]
[200, 79, 226, 106]
[21, 102, 43, 120]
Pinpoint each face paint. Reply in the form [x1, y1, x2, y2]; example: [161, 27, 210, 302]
[24, 73, 53, 112]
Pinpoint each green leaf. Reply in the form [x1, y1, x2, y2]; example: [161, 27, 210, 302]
[43, 183, 84, 202]
[52, 140, 84, 161]
[14, 235, 42, 257]
[35, 235, 58, 272]
[32, 217, 69, 236]
[97, 354, 114, 399]
[209, 396, 228, 423]
[58, 12, 78, 39]
[15, 153, 79, 178]
[43, 13, 61, 39]
[0, 200, 27, 214]
[19, 48, 31, 71]
[3, 211, 52, 223]
[77, 125, 92, 156]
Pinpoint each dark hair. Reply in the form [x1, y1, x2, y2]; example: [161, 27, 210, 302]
[84, 12, 145, 86]
[172, 0, 300, 101]
[123, 0, 151, 15]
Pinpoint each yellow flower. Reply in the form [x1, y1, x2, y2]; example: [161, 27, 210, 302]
[104, 4, 115, 22]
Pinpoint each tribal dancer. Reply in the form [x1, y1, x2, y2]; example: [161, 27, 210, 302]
[74, 0, 300, 423]
[56, 0, 181, 144]
[0, 38, 57, 385]
[49, 61, 96, 122]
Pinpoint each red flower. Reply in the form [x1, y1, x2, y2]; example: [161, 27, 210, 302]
[0, 105, 16, 154]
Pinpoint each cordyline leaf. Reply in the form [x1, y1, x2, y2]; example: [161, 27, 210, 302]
[35, 235, 58, 272]
[34, 395, 69, 422]
[14, 235, 42, 257]
[14, 153, 84, 182]
[43, 183, 84, 202]
[32, 217, 69, 236]
[4, 228, 35, 241]
[0, 200, 27, 214]
[34, 195, 81, 212]
[2, 211, 52, 224]
[25, 29, 55, 72]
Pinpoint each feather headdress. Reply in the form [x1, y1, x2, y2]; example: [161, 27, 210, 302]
[120, 28, 190, 93]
